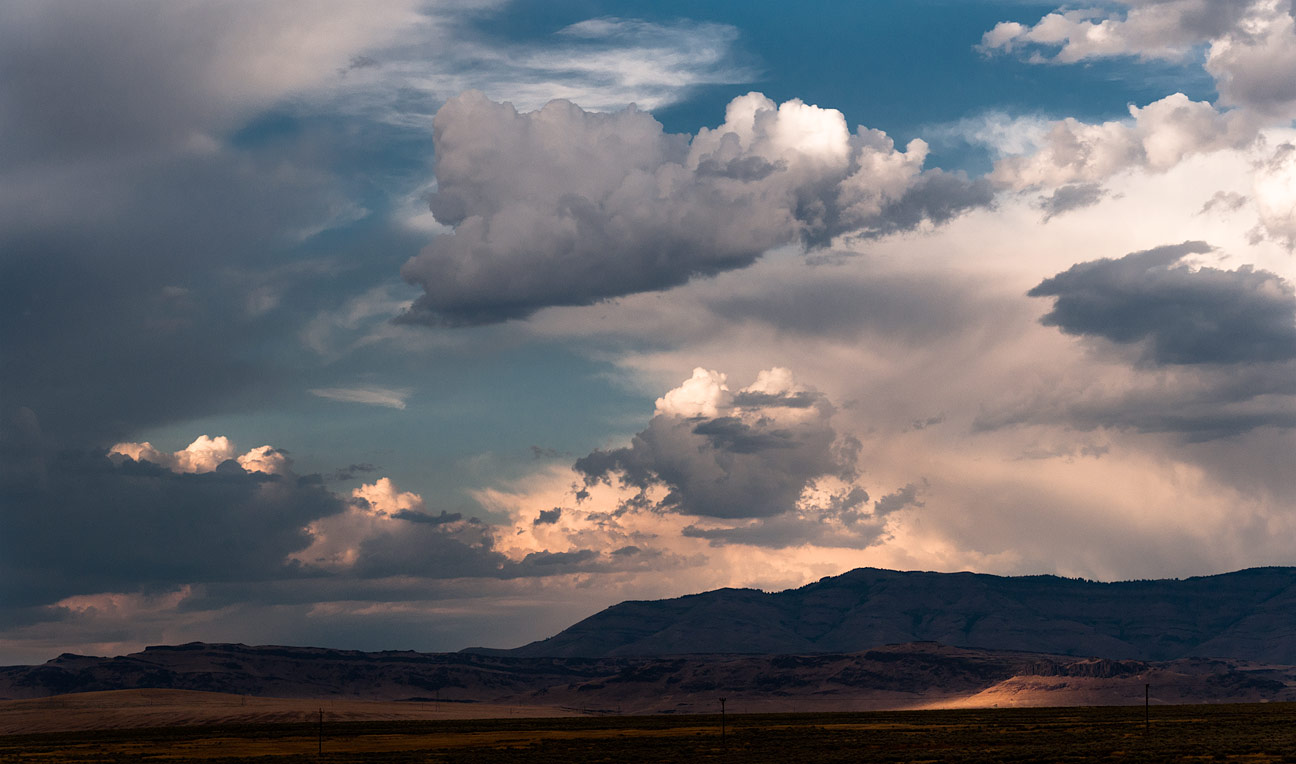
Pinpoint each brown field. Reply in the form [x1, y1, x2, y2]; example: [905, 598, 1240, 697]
[4, 693, 1296, 763]
[0, 689, 578, 735]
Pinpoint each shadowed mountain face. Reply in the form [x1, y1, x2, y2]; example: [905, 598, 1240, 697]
[497, 567, 1296, 662]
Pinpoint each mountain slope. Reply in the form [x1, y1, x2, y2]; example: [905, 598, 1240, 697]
[500, 567, 1296, 661]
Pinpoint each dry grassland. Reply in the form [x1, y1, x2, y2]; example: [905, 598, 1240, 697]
[4, 693, 1296, 762]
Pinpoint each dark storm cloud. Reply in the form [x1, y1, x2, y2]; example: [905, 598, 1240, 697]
[0, 434, 344, 609]
[0, 2, 439, 450]
[0, 411, 640, 617]
[0, 130, 411, 448]
[399, 92, 991, 326]
[1029, 241, 1296, 365]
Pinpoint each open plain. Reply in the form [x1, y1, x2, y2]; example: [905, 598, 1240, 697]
[5, 700, 1296, 763]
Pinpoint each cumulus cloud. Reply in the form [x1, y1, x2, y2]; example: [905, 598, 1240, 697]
[989, 94, 1256, 190]
[574, 367, 872, 526]
[293, 475, 619, 581]
[109, 435, 290, 475]
[1029, 241, 1296, 365]
[1205, 1, 1296, 118]
[399, 91, 990, 325]
[980, 0, 1296, 119]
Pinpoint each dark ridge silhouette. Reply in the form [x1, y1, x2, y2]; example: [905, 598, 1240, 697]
[490, 566, 1296, 661]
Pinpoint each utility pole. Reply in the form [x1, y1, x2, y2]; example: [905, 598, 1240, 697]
[719, 697, 727, 751]
[318, 707, 323, 756]
[1144, 684, 1150, 731]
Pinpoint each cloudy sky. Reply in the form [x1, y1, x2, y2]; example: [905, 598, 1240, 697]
[3, 0, 1296, 664]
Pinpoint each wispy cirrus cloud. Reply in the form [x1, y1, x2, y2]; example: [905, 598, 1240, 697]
[309, 386, 412, 410]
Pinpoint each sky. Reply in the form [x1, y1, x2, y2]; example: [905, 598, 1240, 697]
[3, 0, 1296, 665]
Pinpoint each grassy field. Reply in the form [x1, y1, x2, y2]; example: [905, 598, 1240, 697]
[4, 702, 1296, 762]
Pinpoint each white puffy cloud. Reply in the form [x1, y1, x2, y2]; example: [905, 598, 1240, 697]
[400, 91, 989, 325]
[352, 477, 424, 516]
[654, 368, 731, 418]
[109, 435, 288, 475]
[171, 435, 237, 474]
[981, 0, 1296, 119]
[979, 3, 1245, 62]
[990, 94, 1256, 190]
[236, 446, 291, 476]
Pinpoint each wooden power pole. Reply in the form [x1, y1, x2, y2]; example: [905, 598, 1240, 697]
[1144, 684, 1150, 731]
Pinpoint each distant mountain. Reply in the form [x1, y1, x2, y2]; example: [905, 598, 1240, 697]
[496, 567, 1296, 662]
[7, 567, 1296, 715]
[4, 642, 1293, 714]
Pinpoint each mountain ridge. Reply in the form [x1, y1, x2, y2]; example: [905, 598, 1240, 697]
[492, 566, 1296, 661]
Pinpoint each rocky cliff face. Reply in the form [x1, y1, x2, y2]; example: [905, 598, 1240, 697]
[500, 567, 1296, 661]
